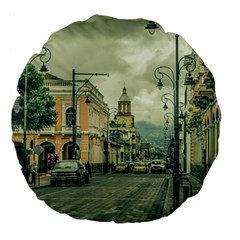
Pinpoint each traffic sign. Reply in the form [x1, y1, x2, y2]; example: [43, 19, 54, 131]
[33, 144, 44, 155]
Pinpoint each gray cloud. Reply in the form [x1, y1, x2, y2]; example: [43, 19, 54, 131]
[33, 15, 194, 126]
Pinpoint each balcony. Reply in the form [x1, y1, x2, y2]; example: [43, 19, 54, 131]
[192, 84, 215, 110]
[38, 126, 56, 136]
[186, 107, 202, 133]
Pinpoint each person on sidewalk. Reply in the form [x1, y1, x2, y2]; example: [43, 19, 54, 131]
[86, 161, 92, 178]
[29, 163, 37, 186]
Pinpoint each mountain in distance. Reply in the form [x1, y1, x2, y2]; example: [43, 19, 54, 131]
[135, 121, 164, 145]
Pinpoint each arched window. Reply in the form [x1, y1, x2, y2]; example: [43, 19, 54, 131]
[66, 108, 73, 127]
[125, 103, 128, 113]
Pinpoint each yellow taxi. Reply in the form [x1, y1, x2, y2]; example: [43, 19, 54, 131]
[133, 161, 149, 173]
[115, 162, 128, 173]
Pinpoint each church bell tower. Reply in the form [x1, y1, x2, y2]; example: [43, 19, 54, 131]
[116, 83, 134, 127]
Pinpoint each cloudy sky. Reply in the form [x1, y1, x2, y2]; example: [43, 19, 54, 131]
[32, 14, 193, 127]
[5, 1, 239, 237]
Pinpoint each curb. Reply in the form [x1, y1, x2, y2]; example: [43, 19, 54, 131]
[30, 184, 51, 190]
[162, 176, 174, 217]
[29, 174, 51, 190]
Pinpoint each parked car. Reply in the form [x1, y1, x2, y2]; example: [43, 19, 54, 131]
[115, 162, 128, 173]
[50, 160, 90, 186]
[133, 161, 149, 173]
[150, 159, 166, 173]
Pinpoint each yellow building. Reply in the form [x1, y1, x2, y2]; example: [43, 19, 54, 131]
[12, 74, 109, 173]
[109, 84, 141, 164]
[180, 53, 221, 180]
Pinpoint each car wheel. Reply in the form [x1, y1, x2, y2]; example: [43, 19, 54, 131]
[76, 177, 82, 186]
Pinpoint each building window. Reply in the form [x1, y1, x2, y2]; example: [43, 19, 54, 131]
[66, 108, 73, 127]
[121, 103, 124, 112]
[125, 103, 128, 113]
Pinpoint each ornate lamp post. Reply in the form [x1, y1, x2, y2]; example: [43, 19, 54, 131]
[17, 47, 51, 180]
[101, 128, 108, 173]
[145, 21, 196, 208]
[164, 112, 174, 159]
[179, 110, 187, 173]
[164, 112, 174, 124]
[105, 108, 117, 170]
[161, 93, 185, 112]
[73, 85, 93, 159]
[161, 93, 174, 111]
[163, 122, 173, 161]
[72, 70, 109, 160]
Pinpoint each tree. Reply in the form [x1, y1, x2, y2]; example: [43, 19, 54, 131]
[12, 63, 57, 131]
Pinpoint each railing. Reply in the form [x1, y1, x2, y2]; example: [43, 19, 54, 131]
[44, 81, 72, 87]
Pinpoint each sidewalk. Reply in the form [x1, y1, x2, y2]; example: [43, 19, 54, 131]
[29, 173, 51, 189]
[29, 172, 103, 189]
[162, 174, 203, 217]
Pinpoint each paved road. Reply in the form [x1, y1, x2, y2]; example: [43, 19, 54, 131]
[33, 173, 170, 223]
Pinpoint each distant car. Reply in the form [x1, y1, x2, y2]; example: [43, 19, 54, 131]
[115, 162, 128, 173]
[151, 160, 166, 173]
[50, 160, 90, 186]
[133, 161, 149, 173]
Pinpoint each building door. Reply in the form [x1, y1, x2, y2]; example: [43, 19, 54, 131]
[38, 142, 55, 173]
[62, 142, 80, 160]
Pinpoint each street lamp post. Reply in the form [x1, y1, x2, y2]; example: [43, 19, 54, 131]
[101, 128, 108, 173]
[161, 93, 185, 112]
[161, 93, 174, 111]
[145, 21, 196, 209]
[164, 112, 174, 160]
[116, 118, 126, 164]
[162, 89, 188, 175]
[20, 47, 51, 180]
[163, 125, 172, 160]
[110, 114, 126, 166]
[105, 108, 117, 170]
[179, 111, 187, 173]
[72, 70, 109, 160]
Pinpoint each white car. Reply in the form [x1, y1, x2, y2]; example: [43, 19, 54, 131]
[150, 160, 166, 173]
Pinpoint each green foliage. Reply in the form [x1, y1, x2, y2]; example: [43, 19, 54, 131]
[12, 63, 57, 131]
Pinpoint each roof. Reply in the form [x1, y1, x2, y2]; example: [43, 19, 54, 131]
[119, 86, 130, 102]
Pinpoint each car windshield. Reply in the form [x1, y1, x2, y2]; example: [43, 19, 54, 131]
[54, 161, 78, 169]
[135, 162, 145, 166]
[152, 161, 161, 165]
[117, 163, 125, 166]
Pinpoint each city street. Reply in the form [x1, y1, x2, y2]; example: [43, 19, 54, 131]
[33, 173, 170, 223]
